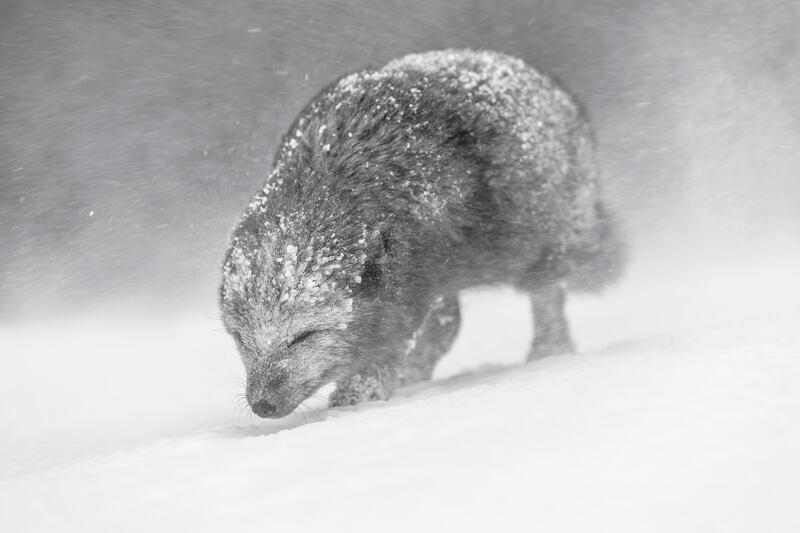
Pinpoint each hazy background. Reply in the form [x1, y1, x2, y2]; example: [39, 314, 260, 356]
[1, 0, 798, 319]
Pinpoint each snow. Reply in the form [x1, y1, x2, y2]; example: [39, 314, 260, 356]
[1, 255, 799, 532]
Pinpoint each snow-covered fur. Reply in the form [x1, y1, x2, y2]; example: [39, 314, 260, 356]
[219, 49, 625, 418]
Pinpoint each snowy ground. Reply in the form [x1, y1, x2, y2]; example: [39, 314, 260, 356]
[1, 255, 799, 532]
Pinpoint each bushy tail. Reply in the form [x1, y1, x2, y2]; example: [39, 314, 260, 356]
[565, 201, 627, 292]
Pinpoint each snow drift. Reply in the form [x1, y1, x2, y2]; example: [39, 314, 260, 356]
[1, 255, 798, 532]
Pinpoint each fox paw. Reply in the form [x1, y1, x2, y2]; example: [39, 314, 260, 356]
[329, 371, 394, 408]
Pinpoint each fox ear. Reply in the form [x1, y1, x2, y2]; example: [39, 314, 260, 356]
[363, 228, 391, 256]
[360, 230, 390, 290]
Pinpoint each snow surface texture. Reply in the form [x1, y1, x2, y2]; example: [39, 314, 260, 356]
[1, 256, 799, 532]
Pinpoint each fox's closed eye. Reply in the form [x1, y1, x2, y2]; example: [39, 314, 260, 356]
[288, 330, 318, 347]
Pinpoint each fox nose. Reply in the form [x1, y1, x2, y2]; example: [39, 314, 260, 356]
[251, 400, 278, 418]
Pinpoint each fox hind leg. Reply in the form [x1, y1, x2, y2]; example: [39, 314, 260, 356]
[528, 281, 574, 360]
